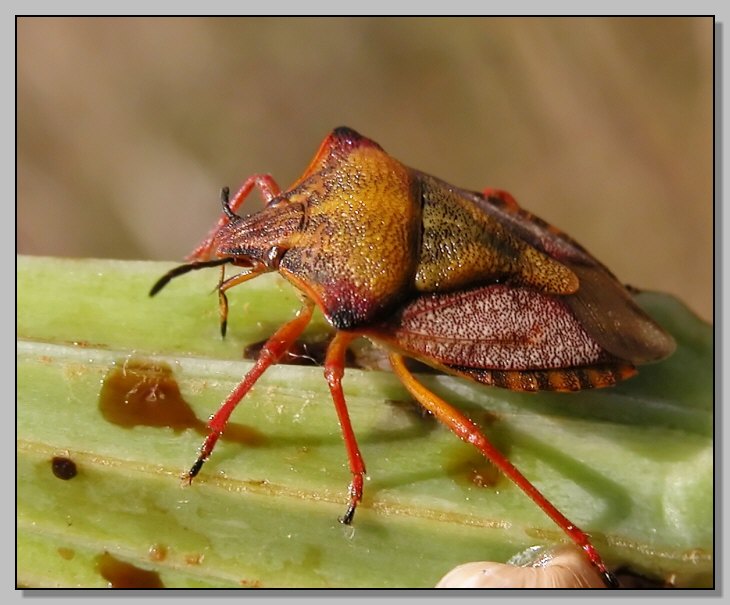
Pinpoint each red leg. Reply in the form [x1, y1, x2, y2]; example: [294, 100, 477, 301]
[389, 353, 618, 588]
[185, 301, 314, 481]
[188, 174, 282, 261]
[482, 188, 520, 212]
[324, 332, 367, 524]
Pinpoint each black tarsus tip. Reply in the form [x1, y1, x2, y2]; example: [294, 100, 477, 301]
[188, 457, 205, 481]
[602, 570, 620, 589]
[338, 505, 356, 526]
[220, 319, 228, 339]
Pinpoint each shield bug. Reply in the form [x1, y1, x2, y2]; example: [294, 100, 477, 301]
[150, 127, 675, 588]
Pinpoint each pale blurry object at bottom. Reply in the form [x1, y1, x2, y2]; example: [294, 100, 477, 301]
[436, 545, 606, 589]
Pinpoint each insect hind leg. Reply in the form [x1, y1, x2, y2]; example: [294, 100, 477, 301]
[388, 352, 618, 588]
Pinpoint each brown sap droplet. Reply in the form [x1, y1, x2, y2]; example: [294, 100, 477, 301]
[98, 359, 201, 432]
[57, 547, 75, 560]
[469, 461, 502, 488]
[98, 358, 267, 447]
[148, 544, 168, 562]
[185, 553, 204, 565]
[447, 410, 510, 488]
[95, 552, 164, 588]
[447, 450, 503, 489]
[51, 456, 78, 480]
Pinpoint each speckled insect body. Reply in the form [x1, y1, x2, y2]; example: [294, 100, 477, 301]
[151, 127, 675, 588]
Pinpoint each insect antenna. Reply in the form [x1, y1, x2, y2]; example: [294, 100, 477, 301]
[220, 186, 238, 220]
[149, 257, 235, 297]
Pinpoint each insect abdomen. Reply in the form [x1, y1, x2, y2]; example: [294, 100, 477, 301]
[447, 363, 637, 392]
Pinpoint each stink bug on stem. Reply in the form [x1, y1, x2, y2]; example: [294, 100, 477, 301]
[150, 127, 675, 588]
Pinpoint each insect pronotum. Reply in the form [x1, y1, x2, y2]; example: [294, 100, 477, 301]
[150, 127, 675, 588]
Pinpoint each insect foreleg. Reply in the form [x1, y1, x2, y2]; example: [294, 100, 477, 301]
[185, 301, 315, 482]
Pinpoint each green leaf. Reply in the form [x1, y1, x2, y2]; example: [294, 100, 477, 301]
[17, 255, 713, 588]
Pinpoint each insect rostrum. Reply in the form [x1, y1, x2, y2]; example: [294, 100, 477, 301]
[150, 126, 675, 588]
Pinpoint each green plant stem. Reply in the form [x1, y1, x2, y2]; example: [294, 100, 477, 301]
[17, 256, 713, 587]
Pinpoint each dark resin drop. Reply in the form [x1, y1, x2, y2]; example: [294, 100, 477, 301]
[95, 552, 164, 588]
[98, 359, 201, 432]
[51, 456, 77, 480]
[99, 358, 267, 447]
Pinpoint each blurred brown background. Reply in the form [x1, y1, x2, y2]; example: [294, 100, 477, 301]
[17, 17, 713, 321]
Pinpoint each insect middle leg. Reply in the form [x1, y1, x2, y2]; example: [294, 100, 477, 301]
[185, 301, 314, 482]
[388, 352, 618, 588]
[324, 332, 367, 525]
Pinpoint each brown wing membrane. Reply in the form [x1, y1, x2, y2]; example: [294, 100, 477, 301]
[367, 279, 666, 392]
[379, 285, 613, 370]
[562, 262, 676, 363]
[417, 180, 676, 366]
